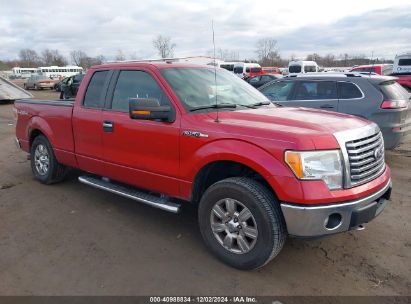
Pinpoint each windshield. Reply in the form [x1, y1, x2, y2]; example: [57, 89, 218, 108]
[289, 65, 301, 73]
[161, 68, 270, 111]
[233, 66, 243, 74]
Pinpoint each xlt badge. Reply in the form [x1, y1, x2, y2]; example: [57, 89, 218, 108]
[182, 131, 209, 138]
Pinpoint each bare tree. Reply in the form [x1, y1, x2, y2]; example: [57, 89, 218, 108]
[70, 50, 88, 66]
[41, 49, 67, 66]
[153, 35, 176, 58]
[18, 49, 41, 68]
[115, 49, 126, 61]
[255, 38, 280, 66]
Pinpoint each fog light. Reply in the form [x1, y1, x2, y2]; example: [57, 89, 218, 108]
[325, 213, 342, 230]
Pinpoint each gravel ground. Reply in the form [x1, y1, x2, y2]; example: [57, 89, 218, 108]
[0, 86, 410, 295]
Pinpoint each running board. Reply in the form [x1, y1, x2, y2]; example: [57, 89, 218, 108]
[78, 176, 181, 213]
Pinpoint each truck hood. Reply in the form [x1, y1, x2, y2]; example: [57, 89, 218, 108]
[191, 106, 372, 150]
[220, 106, 369, 133]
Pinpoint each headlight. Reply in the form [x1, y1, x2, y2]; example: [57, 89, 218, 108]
[285, 150, 343, 190]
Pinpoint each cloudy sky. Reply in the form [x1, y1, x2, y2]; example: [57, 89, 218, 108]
[1, 0, 410, 62]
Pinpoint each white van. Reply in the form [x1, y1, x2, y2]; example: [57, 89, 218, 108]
[233, 63, 262, 78]
[207, 61, 238, 73]
[288, 60, 319, 75]
[393, 53, 411, 74]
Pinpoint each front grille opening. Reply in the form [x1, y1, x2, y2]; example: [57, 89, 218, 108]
[346, 131, 385, 186]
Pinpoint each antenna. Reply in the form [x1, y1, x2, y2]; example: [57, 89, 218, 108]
[212, 20, 219, 123]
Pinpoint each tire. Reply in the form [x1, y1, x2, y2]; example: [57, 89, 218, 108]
[30, 135, 67, 184]
[198, 177, 286, 270]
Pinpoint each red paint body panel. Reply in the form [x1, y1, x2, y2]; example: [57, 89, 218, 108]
[394, 75, 411, 90]
[14, 62, 391, 206]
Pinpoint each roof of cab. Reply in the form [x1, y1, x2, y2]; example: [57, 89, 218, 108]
[91, 62, 213, 70]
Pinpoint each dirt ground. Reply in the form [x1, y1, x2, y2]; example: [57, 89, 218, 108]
[0, 86, 410, 296]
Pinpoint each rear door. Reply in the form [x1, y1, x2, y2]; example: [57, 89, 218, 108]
[101, 69, 181, 197]
[286, 80, 338, 110]
[72, 70, 112, 176]
[336, 81, 366, 116]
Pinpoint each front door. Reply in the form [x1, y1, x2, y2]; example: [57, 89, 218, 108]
[101, 69, 181, 197]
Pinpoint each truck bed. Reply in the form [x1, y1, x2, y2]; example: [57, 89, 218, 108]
[14, 98, 76, 167]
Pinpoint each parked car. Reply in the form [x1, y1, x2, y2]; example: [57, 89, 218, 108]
[59, 74, 84, 99]
[23, 75, 56, 90]
[349, 64, 393, 76]
[15, 63, 392, 270]
[259, 73, 411, 149]
[233, 62, 263, 78]
[246, 74, 282, 88]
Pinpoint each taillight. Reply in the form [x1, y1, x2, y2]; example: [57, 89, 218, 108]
[380, 100, 408, 109]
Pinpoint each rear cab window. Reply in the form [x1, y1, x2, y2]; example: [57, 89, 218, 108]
[83, 70, 110, 108]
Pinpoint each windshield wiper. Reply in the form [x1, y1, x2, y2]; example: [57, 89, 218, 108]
[236, 101, 272, 108]
[189, 103, 237, 112]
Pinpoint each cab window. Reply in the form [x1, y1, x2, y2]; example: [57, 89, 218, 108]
[111, 70, 171, 112]
[83, 70, 110, 108]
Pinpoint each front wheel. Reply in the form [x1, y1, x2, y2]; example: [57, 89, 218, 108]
[30, 135, 67, 184]
[198, 177, 286, 270]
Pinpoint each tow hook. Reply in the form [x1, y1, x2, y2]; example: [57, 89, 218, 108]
[352, 225, 365, 231]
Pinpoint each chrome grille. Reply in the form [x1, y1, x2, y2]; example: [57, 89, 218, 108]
[345, 131, 385, 186]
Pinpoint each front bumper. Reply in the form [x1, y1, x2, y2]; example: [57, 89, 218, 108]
[280, 179, 392, 238]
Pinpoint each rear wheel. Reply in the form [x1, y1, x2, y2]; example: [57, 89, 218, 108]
[30, 135, 67, 184]
[198, 177, 286, 270]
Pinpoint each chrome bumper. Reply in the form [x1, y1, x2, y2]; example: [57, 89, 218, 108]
[280, 180, 392, 238]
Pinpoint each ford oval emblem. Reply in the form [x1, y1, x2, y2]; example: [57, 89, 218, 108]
[374, 147, 383, 159]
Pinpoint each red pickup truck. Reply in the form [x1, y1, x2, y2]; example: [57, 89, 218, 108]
[14, 62, 392, 270]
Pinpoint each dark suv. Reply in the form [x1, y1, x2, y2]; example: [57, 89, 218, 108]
[259, 73, 411, 149]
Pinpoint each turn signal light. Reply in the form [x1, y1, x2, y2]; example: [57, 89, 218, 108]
[131, 110, 151, 115]
[380, 100, 407, 109]
[285, 151, 304, 178]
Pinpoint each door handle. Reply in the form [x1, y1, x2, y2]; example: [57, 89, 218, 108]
[320, 104, 335, 109]
[103, 121, 114, 132]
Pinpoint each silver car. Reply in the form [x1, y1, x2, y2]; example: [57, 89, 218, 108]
[23, 75, 55, 90]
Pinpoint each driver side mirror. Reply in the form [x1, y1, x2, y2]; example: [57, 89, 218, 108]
[129, 98, 175, 122]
